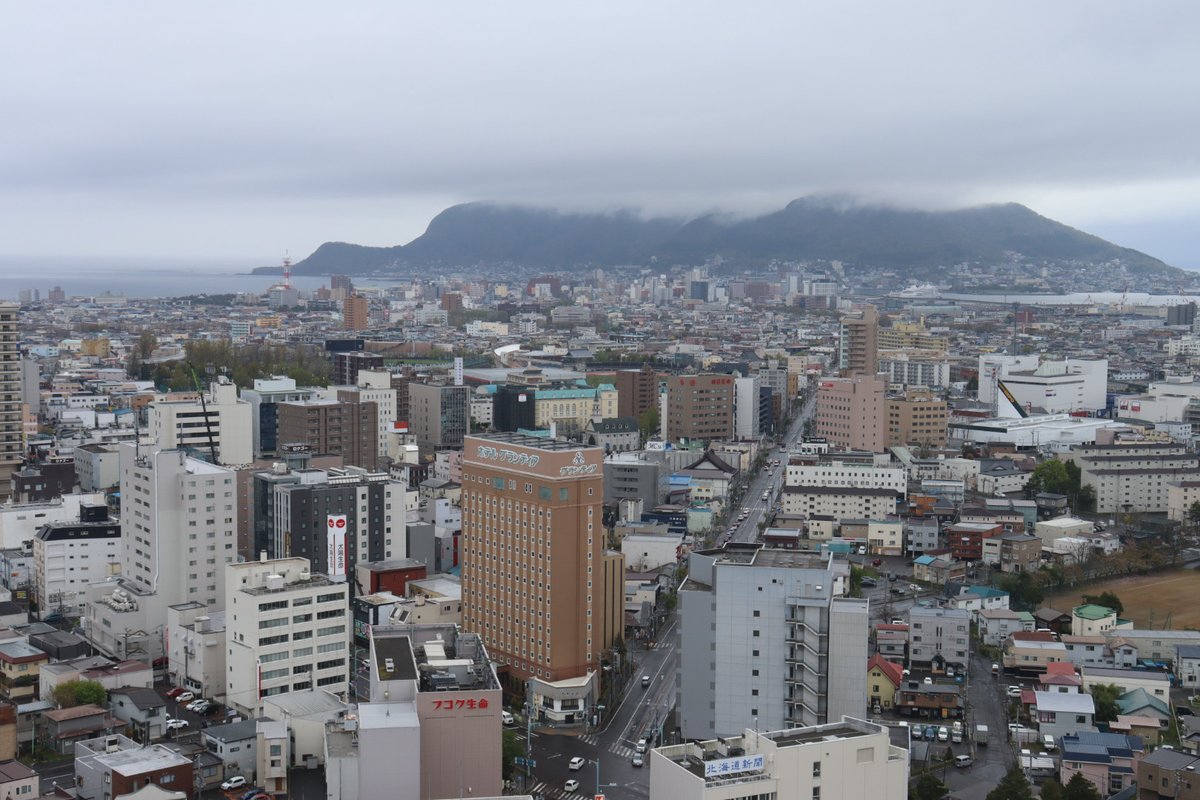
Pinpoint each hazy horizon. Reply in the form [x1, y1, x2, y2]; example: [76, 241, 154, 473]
[3, 2, 1198, 268]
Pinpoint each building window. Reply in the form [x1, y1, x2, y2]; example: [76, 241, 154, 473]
[812, 762, 821, 777]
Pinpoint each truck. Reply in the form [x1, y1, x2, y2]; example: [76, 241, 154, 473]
[975, 724, 988, 746]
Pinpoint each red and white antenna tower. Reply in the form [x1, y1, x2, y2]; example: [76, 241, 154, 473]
[282, 255, 292, 290]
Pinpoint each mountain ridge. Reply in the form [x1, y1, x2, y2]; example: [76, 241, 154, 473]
[292, 198, 1178, 277]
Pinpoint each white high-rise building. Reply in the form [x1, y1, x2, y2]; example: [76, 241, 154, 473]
[678, 546, 867, 741]
[978, 355, 1107, 414]
[225, 556, 349, 717]
[733, 375, 761, 439]
[83, 445, 238, 660]
[337, 373, 396, 461]
[148, 376, 253, 465]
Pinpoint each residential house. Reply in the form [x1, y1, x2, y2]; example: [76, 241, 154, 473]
[0, 760, 37, 797]
[894, 680, 963, 719]
[1062, 636, 1111, 668]
[1106, 630, 1200, 665]
[108, 687, 166, 742]
[1034, 691, 1096, 738]
[1059, 732, 1144, 798]
[1081, 666, 1170, 699]
[978, 609, 1024, 648]
[908, 606, 970, 672]
[1136, 744, 1200, 800]
[1034, 607, 1073, 635]
[40, 704, 119, 754]
[1038, 662, 1082, 693]
[1116, 688, 1171, 725]
[1109, 715, 1162, 747]
[202, 719, 257, 786]
[911, 555, 965, 585]
[74, 734, 193, 800]
[1072, 604, 1132, 637]
[945, 522, 1001, 562]
[998, 533, 1042, 574]
[1177, 645, 1200, 689]
[867, 654, 903, 711]
[874, 624, 908, 661]
[947, 585, 1011, 619]
[1002, 631, 1068, 674]
[0, 642, 47, 702]
[904, 519, 940, 556]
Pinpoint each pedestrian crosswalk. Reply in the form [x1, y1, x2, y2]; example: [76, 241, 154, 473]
[527, 780, 590, 800]
[574, 733, 636, 758]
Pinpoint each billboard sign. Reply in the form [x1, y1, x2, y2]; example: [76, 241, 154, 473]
[703, 753, 765, 779]
[326, 515, 347, 581]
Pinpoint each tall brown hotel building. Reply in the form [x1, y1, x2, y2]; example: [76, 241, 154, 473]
[461, 433, 621, 684]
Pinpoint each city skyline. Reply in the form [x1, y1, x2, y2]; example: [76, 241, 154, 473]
[2, 2, 1198, 267]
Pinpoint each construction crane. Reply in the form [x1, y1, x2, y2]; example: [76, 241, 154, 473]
[997, 379, 1028, 418]
[186, 363, 220, 464]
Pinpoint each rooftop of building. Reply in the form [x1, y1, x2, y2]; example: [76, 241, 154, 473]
[0, 759, 36, 783]
[468, 431, 597, 452]
[84, 742, 191, 775]
[1073, 604, 1116, 620]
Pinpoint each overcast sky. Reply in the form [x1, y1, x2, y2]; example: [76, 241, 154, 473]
[3, 2, 1199, 268]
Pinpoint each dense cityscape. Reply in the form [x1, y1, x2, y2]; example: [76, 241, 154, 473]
[0, 260, 1196, 800]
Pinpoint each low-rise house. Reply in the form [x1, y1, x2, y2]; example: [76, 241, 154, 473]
[1115, 688, 1170, 724]
[1136, 746, 1200, 800]
[895, 680, 964, 719]
[0, 759, 37, 797]
[202, 719, 257, 786]
[1081, 666, 1170, 699]
[1072, 604, 1132, 637]
[908, 606, 970, 672]
[1034, 690, 1096, 738]
[1105, 629, 1200, 665]
[948, 586, 1011, 619]
[1002, 631, 1068, 674]
[1178, 645, 1200, 689]
[1062, 635, 1110, 668]
[1034, 607, 1072, 635]
[1059, 731, 1144, 797]
[1038, 662, 1082, 693]
[108, 686, 166, 741]
[41, 704, 119, 754]
[0, 642, 48, 702]
[874, 623, 908, 661]
[1108, 715, 1162, 747]
[998, 532, 1042, 573]
[75, 734, 193, 800]
[978, 609, 1024, 648]
[911, 555, 965, 584]
[867, 654, 903, 710]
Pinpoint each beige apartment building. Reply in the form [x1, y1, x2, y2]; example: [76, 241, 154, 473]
[839, 305, 879, 376]
[0, 303, 18, 503]
[461, 433, 620, 684]
[886, 388, 948, 449]
[815, 375, 886, 451]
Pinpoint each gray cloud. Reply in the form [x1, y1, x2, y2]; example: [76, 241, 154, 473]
[1, 1, 1198, 266]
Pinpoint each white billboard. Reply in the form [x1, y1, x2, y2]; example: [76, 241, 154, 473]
[326, 514, 347, 581]
[703, 753, 765, 779]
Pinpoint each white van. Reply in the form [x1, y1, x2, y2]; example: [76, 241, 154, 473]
[1043, 734, 1057, 751]
[954, 755, 973, 768]
[501, 711, 514, 725]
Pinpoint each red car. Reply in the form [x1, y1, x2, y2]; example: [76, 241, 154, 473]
[872, 559, 883, 567]
[165, 687, 187, 699]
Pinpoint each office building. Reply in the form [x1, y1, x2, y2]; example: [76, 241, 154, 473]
[1068, 442, 1200, 514]
[343, 294, 370, 331]
[225, 557, 349, 717]
[33, 502, 120, 618]
[74, 443, 120, 491]
[461, 434, 617, 685]
[239, 376, 318, 457]
[262, 465, 404, 581]
[879, 356, 951, 390]
[665, 374, 734, 444]
[276, 398, 378, 470]
[333, 351, 384, 387]
[649, 718, 907, 800]
[838, 305, 879, 376]
[678, 546, 866, 740]
[165, 602, 226, 701]
[785, 461, 907, 497]
[781, 485, 900, 519]
[886, 388, 948, 449]
[147, 376, 253, 466]
[815, 375, 886, 452]
[733, 375, 761, 439]
[0, 304, 18, 504]
[409, 382, 470, 449]
[877, 320, 947, 355]
[492, 384, 536, 433]
[346, 624, 502, 800]
[615, 364, 659, 420]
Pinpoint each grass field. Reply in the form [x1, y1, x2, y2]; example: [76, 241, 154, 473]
[1044, 568, 1200, 629]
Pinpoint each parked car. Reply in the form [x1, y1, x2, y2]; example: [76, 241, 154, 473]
[992, 663, 1000, 675]
[937, 726, 949, 742]
[1007, 685, 1023, 698]
[908, 583, 921, 592]
[860, 578, 877, 588]
[564, 779, 580, 793]
[165, 687, 187, 699]
[1042, 734, 1057, 751]
[568, 757, 585, 771]
[1178, 706, 1194, 717]
[238, 789, 266, 800]
[911, 725, 923, 740]
[186, 698, 208, 712]
[165, 718, 188, 731]
[221, 776, 247, 791]
[924, 725, 937, 740]
[175, 691, 195, 703]
[955, 755, 973, 768]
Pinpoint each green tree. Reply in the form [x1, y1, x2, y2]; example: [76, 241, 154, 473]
[986, 767, 1035, 800]
[1081, 591, 1124, 615]
[52, 679, 107, 709]
[911, 771, 949, 800]
[1025, 460, 1073, 498]
[637, 407, 660, 441]
[1039, 779, 1065, 800]
[502, 728, 523, 778]
[1062, 773, 1101, 800]
[1088, 683, 1122, 723]
[1188, 501, 1200, 531]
